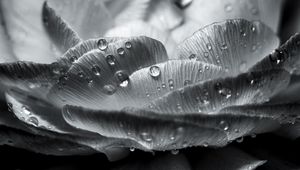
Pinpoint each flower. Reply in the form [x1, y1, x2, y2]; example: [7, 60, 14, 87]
[0, 0, 300, 169]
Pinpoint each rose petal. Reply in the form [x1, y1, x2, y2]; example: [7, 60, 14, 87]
[42, 2, 82, 55]
[46, 0, 113, 39]
[5, 89, 75, 133]
[192, 147, 266, 170]
[250, 33, 300, 74]
[145, 0, 183, 30]
[183, 0, 283, 33]
[62, 101, 297, 151]
[0, 10, 16, 63]
[176, 19, 279, 76]
[0, 126, 96, 156]
[104, 20, 176, 56]
[148, 69, 289, 114]
[104, 0, 151, 25]
[48, 36, 168, 109]
[0, 61, 61, 98]
[1, 0, 56, 63]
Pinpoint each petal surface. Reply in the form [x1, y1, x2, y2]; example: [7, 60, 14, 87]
[1, 0, 56, 63]
[176, 19, 279, 76]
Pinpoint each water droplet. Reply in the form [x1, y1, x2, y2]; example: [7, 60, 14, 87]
[206, 43, 212, 50]
[203, 52, 209, 58]
[106, 55, 116, 66]
[234, 129, 239, 133]
[184, 80, 191, 86]
[157, 87, 161, 91]
[220, 43, 228, 50]
[251, 44, 257, 52]
[189, 54, 196, 60]
[69, 56, 78, 63]
[219, 120, 229, 131]
[22, 106, 31, 115]
[140, 132, 153, 142]
[162, 83, 166, 89]
[171, 149, 179, 155]
[215, 83, 232, 98]
[236, 137, 244, 143]
[129, 147, 135, 152]
[168, 79, 174, 90]
[149, 66, 161, 78]
[182, 141, 189, 147]
[115, 70, 129, 83]
[204, 65, 209, 70]
[239, 61, 246, 72]
[97, 39, 108, 51]
[203, 142, 208, 147]
[241, 30, 247, 37]
[103, 84, 117, 95]
[117, 48, 125, 55]
[91, 65, 101, 76]
[87, 78, 93, 86]
[251, 26, 256, 32]
[120, 80, 129, 87]
[224, 3, 232, 12]
[77, 71, 84, 78]
[125, 42, 132, 49]
[27, 116, 38, 127]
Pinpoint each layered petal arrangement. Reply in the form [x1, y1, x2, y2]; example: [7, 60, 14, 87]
[0, 0, 300, 169]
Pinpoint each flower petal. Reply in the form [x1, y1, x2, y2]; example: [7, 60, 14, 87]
[5, 89, 75, 133]
[145, 0, 183, 31]
[148, 69, 289, 114]
[0, 61, 61, 98]
[48, 36, 168, 109]
[0, 126, 96, 156]
[0, 10, 16, 63]
[104, 20, 176, 56]
[62, 101, 298, 151]
[1, 0, 56, 63]
[183, 0, 283, 33]
[104, 0, 151, 25]
[46, 0, 113, 39]
[42, 1, 82, 55]
[176, 19, 279, 76]
[192, 147, 266, 170]
[250, 33, 300, 74]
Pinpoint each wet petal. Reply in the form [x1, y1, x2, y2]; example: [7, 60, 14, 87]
[171, 19, 202, 44]
[1, 0, 56, 63]
[183, 0, 283, 33]
[145, 0, 183, 30]
[62, 101, 298, 151]
[46, 0, 113, 39]
[0, 61, 61, 98]
[250, 33, 300, 74]
[5, 89, 75, 133]
[42, 2, 82, 55]
[193, 147, 266, 170]
[176, 19, 279, 76]
[113, 153, 191, 170]
[0, 10, 16, 63]
[48, 36, 168, 109]
[148, 69, 289, 114]
[0, 126, 96, 156]
[104, 20, 176, 56]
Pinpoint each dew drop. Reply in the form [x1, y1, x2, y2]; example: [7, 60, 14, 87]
[171, 149, 179, 155]
[106, 55, 116, 66]
[220, 43, 228, 50]
[241, 30, 247, 37]
[239, 61, 246, 72]
[117, 48, 125, 55]
[251, 26, 256, 32]
[236, 137, 244, 143]
[69, 56, 78, 63]
[168, 79, 174, 90]
[189, 54, 196, 60]
[203, 142, 208, 147]
[224, 3, 233, 12]
[206, 43, 212, 50]
[115, 70, 129, 83]
[215, 83, 232, 98]
[219, 120, 229, 131]
[120, 80, 129, 87]
[162, 83, 166, 89]
[91, 65, 101, 76]
[140, 132, 153, 142]
[125, 42, 132, 49]
[182, 142, 189, 147]
[77, 71, 84, 78]
[97, 39, 108, 51]
[27, 116, 39, 127]
[184, 80, 191, 86]
[149, 66, 161, 78]
[103, 84, 117, 95]
[129, 147, 135, 152]
[22, 106, 31, 115]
